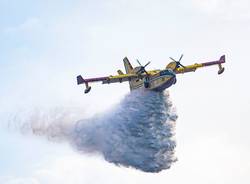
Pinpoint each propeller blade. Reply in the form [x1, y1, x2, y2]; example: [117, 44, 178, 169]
[136, 66, 149, 75]
[179, 63, 186, 68]
[135, 60, 151, 75]
[136, 59, 142, 66]
[170, 54, 185, 68]
[136, 67, 144, 74]
[179, 54, 185, 68]
[179, 54, 184, 62]
[169, 57, 176, 62]
[144, 61, 151, 68]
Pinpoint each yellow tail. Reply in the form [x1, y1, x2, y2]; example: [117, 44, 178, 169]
[123, 57, 137, 90]
[123, 57, 133, 74]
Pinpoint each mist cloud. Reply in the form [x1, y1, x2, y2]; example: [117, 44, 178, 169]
[15, 90, 177, 172]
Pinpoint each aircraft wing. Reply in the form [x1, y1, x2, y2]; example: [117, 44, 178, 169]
[77, 73, 140, 93]
[77, 73, 139, 84]
[175, 55, 226, 75]
[103, 74, 140, 84]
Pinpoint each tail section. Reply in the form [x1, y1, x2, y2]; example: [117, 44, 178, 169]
[117, 70, 124, 75]
[123, 57, 139, 90]
[123, 57, 134, 74]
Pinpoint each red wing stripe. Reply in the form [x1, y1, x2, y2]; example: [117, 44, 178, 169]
[201, 55, 226, 67]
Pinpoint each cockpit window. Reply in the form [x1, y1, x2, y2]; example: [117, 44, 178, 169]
[160, 69, 173, 76]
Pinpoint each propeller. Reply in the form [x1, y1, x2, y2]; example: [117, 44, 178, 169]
[169, 54, 185, 68]
[136, 59, 151, 75]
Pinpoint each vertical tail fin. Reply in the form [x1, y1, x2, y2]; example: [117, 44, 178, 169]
[123, 57, 133, 74]
[123, 57, 136, 90]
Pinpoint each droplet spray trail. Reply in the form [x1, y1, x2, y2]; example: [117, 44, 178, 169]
[69, 90, 177, 172]
[14, 90, 178, 172]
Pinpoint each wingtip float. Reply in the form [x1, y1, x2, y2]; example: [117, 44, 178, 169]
[77, 55, 226, 94]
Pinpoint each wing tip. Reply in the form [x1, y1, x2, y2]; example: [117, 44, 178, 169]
[220, 55, 226, 63]
[77, 75, 85, 85]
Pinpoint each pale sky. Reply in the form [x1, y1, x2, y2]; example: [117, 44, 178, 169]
[0, 0, 250, 184]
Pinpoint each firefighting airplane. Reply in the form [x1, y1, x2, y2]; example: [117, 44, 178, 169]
[77, 55, 226, 93]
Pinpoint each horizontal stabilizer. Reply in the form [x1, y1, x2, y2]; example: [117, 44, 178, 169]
[117, 70, 124, 75]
